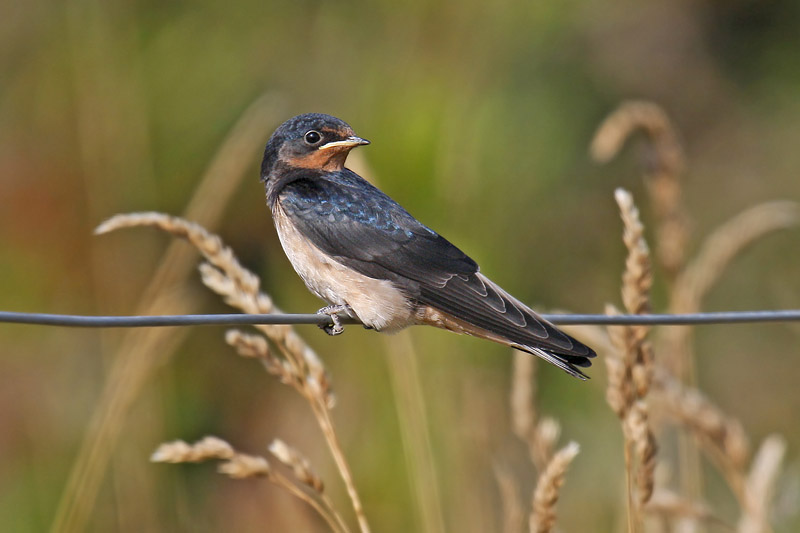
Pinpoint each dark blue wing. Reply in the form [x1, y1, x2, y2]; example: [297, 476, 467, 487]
[278, 170, 478, 287]
[278, 170, 595, 372]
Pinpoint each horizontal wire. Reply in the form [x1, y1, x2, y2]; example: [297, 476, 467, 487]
[2, 310, 800, 329]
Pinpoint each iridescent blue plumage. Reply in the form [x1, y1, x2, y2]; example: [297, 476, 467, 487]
[279, 168, 478, 286]
[282, 172, 417, 238]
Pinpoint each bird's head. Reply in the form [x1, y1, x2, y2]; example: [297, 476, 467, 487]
[260, 113, 370, 181]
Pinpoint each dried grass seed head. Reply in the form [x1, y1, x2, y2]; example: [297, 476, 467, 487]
[530, 441, 580, 533]
[218, 454, 272, 479]
[269, 439, 325, 493]
[151, 436, 235, 463]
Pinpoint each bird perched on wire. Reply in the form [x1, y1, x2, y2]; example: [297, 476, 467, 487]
[260, 113, 596, 379]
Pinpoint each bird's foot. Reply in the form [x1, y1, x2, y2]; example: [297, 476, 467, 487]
[317, 305, 351, 336]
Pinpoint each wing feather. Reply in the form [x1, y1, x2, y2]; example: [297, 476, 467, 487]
[278, 170, 596, 375]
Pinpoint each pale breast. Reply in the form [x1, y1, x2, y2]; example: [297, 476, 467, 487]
[272, 203, 416, 332]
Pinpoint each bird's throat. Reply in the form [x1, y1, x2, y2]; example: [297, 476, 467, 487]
[288, 148, 350, 172]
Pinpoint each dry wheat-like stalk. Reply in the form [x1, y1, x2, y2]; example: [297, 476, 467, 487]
[595, 103, 796, 533]
[738, 435, 787, 533]
[268, 438, 352, 533]
[616, 188, 653, 319]
[529, 441, 580, 533]
[662, 200, 800, 387]
[653, 369, 749, 502]
[382, 333, 447, 533]
[52, 95, 282, 533]
[660, 200, 798, 508]
[590, 102, 683, 175]
[96, 211, 329, 390]
[269, 439, 324, 493]
[591, 101, 687, 279]
[606, 190, 658, 524]
[97, 212, 370, 533]
[498, 347, 572, 533]
[97, 213, 335, 405]
[152, 437, 272, 477]
[151, 436, 234, 462]
[672, 200, 800, 316]
[644, 489, 728, 528]
[625, 402, 657, 505]
[216, 453, 272, 479]
[532, 418, 561, 474]
[597, 106, 798, 515]
[225, 329, 298, 387]
[609, 191, 654, 397]
[152, 437, 349, 533]
[593, 104, 698, 515]
[494, 463, 525, 533]
[510, 351, 560, 471]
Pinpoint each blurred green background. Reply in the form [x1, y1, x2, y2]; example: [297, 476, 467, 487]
[2, 0, 800, 531]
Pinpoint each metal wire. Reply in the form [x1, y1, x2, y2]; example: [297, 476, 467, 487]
[2, 310, 800, 328]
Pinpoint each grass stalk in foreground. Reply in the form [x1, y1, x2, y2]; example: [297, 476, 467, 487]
[99, 212, 370, 533]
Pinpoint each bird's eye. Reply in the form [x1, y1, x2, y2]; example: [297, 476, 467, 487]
[304, 130, 322, 145]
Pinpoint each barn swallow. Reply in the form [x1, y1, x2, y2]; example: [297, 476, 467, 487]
[260, 113, 596, 379]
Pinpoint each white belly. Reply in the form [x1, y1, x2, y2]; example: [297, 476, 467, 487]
[273, 204, 415, 332]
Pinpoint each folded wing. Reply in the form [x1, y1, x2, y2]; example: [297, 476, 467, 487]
[280, 170, 596, 378]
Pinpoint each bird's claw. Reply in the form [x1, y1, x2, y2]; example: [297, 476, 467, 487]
[321, 314, 343, 336]
[317, 305, 348, 336]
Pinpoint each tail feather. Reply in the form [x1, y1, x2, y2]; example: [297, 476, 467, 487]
[419, 305, 593, 379]
[512, 344, 590, 380]
[416, 270, 596, 378]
